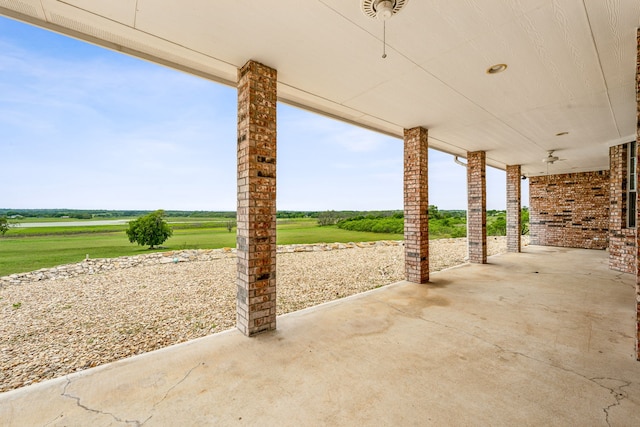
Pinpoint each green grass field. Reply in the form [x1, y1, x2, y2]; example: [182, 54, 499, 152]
[0, 218, 402, 276]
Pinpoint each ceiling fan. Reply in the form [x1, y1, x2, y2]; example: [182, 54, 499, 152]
[542, 150, 565, 165]
[540, 150, 567, 175]
[361, 0, 410, 58]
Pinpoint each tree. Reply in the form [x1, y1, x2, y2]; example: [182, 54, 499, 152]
[0, 217, 9, 237]
[428, 205, 442, 220]
[317, 210, 344, 226]
[126, 210, 173, 249]
[521, 207, 530, 235]
[487, 214, 506, 236]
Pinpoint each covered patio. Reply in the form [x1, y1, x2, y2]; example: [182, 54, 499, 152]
[1, 1, 640, 424]
[1, 246, 638, 425]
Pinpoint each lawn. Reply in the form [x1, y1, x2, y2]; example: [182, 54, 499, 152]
[0, 218, 402, 276]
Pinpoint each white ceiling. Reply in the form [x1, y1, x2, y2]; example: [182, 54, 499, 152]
[1, 0, 639, 176]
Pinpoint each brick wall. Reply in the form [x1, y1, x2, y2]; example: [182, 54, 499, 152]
[236, 60, 277, 336]
[467, 151, 487, 263]
[403, 127, 429, 283]
[635, 27, 640, 360]
[529, 171, 609, 249]
[609, 144, 636, 273]
[506, 165, 521, 253]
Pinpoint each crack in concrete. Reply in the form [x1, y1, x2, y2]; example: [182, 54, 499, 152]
[609, 272, 635, 289]
[141, 362, 204, 425]
[158, 362, 203, 405]
[591, 377, 631, 427]
[382, 300, 634, 425]
[42, 413, 63, 427]
[61, 377, 148, 426]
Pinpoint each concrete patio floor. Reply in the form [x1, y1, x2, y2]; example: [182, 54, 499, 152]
[1, 245, 639, 426]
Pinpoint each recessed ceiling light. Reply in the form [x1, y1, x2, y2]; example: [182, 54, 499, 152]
[555, 131, 569, 136]
[486, 63, 507, 74]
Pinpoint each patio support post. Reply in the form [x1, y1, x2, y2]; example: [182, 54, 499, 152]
[636, 28, 640, 361]
[404, 127, 429, 283]
[506, 165, 521, 253]
[467, 151, 487, 263]
[236, 60, 277, 336]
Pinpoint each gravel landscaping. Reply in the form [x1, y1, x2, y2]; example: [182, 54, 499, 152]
[0, 236, 525, 392]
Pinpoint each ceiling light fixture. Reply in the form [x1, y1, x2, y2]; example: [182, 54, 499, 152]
[376, 0, 394, 20]
[361, 0, 408, 19]
[542, 150, 566, 175]
[486, 63, 508, 74]
[361, 0, 409, 58]
[542, 150, 565, 164]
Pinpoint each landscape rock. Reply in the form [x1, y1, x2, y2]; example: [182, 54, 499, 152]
[0, 236, 527, 392]
[0, 241, 405, 287]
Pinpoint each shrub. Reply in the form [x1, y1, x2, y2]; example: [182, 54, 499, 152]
[317, 211, 343, 226]
[336, 216, 403, 234]
[521, 207, 530, 235]
[0, 217, 9, 237]
[487, 214, 506, 236]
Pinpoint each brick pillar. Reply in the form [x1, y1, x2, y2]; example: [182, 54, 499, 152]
[506, 165, 521, 253]
[609, 145, 636, 273]
[236, 60, 277, 336]
[635, 28, 640, 360]
[404, 127, 429, 283]
[467, 151, 487, 263]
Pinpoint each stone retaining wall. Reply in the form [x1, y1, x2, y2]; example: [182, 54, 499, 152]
[0, 241, 403, 287]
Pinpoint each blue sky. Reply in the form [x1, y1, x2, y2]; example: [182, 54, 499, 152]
[0, 16, 527, 211]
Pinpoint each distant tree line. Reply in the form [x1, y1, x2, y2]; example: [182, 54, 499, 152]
[0, 207, 530, 239]
[319, 206, 529, 239]
[0, 209, 239, 219]
[317, 210, 404, 226]
[0, 209, 406, 221]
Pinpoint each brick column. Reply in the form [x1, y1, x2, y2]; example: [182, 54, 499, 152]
[635, 28, 640, 360]
[467, 151, 487, 263]
[236, 60, 277, 336]
[506, 165, 521, 253]
[404, 127, 429, 283]
[609, 145, 636, 273]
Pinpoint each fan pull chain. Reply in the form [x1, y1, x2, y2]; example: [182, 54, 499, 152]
[382, 20, 387, 59]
